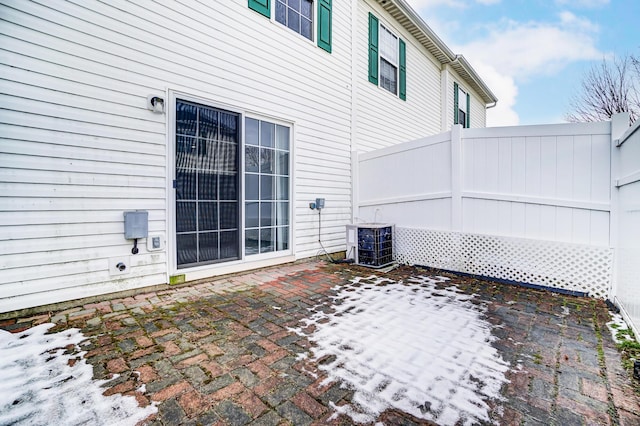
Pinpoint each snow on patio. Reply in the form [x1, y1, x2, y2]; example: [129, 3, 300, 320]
[295, 274, 510, 425]
[0, 323, 156, 426]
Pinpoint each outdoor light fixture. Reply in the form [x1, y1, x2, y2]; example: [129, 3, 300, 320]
[146, 94, 165, 113]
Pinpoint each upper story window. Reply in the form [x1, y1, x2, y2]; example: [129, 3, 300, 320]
[454, 82, 470, 128]
[248, 0, 332, 53]
[368, 13, 406, 101]
[276, 0, 313, 41]
[379, 25, 398, 95]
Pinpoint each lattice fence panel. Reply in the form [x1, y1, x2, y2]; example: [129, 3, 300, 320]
[395, 227, 613, 298]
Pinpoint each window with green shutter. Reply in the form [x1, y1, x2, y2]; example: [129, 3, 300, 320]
[454, 82, 470, 128]
[368, 13, 406, 100]
[251, 0, 332, 53]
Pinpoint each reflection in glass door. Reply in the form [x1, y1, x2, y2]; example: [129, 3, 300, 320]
[175, 100, 239, 268]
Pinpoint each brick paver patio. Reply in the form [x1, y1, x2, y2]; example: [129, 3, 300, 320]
[2, 260, 639, 425]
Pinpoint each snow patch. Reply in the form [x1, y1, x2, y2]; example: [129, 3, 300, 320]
[0, 323, 157, 426]
[297, 275, 510, 425]
[606, 312, 635, 344]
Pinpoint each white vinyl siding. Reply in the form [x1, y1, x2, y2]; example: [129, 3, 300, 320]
[0, 0, 352, 311]
[356, 1, 442, 152]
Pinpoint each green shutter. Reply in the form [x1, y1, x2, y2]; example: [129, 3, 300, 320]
[248, 0, 270, 18]
[453, 82, 459, 125]
[466, 93, 471, 128]
[368, 13, 379, 85]
[317, 0, 332, 53]
[399, 39, 406, 101]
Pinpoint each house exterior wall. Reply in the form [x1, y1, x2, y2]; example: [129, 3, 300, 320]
[0, 0, 494, 313]
[0, 0, 355, 312]
[354, 0, 444, 152]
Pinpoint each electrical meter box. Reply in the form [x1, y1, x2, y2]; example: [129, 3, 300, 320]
[124, 211, 148, 239]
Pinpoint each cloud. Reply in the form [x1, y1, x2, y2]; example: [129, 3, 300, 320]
[472, 62, 519, 126]
[459, 16, 602, 79]
[555, 0, 609, 8]
[405, 1, 605, 126]
[453, 13, 603, 125]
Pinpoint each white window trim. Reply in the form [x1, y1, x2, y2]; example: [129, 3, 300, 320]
[166, 90, 295, 277]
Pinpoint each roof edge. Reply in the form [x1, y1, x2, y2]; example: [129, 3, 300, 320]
[381, 0, 498, 105]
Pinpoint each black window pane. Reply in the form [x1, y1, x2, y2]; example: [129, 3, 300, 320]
[276, 151, 289, 175]
[176, 202, 196, 232]
[198, 202, 218, 231]
[199, 232, 219, 262]
[246, 118, 259, 146]
[198, 171, 217, 200]
[219, 202, 238, 230]
[246, 146, 259, 173]
[218, 142, 237, 172]
[199, 139, 215, 171]
[246, 202, 259, 228]
[219, 173, 237, 200]
[260, 121, 275, 148]
[275, 0, 286, 25]
[276, 125, 289, 150]
[220, 231, 238, 259]
[261, 202, 275, 227]
[176, 102, 197, 136]
[220, 113, 238, 143]
[260, 148, 274, 174]
[287, 8, 300, 33]
[276, 177, 288, 201]
[176, 170, 196, 200]
[260, 228, 274, 253]
[177, 234, 197, 266]
[301, 18, 312, 40]
[198, 108, 218, 139]
[176, 136, 197, 170]
[260, 175, 275, 200]
[245, 229, 259, 255]
[276, 202, 289, 226]
[301, 0, 312, 18]
[276, 226, 289, 250]
[246, 174, 259, 200]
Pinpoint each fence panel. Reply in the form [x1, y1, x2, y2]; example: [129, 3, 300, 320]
[613, 117, 640, 335]
[461, 123, 611, 245]
[356, 120, 615, 298]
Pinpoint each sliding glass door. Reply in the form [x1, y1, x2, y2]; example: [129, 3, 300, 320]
[175, 100, 239, 268]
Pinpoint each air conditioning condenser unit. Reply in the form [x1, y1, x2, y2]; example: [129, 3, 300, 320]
[346, 223, 394, 268]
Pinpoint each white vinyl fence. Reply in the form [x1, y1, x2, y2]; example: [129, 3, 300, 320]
[612, 116, 640, 337]
[355, 114, 637, 310]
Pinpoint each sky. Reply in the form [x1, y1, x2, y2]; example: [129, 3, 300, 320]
[405, 0, 640, 127]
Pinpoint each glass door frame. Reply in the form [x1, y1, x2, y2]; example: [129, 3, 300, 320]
[167, 91, 294, 275]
